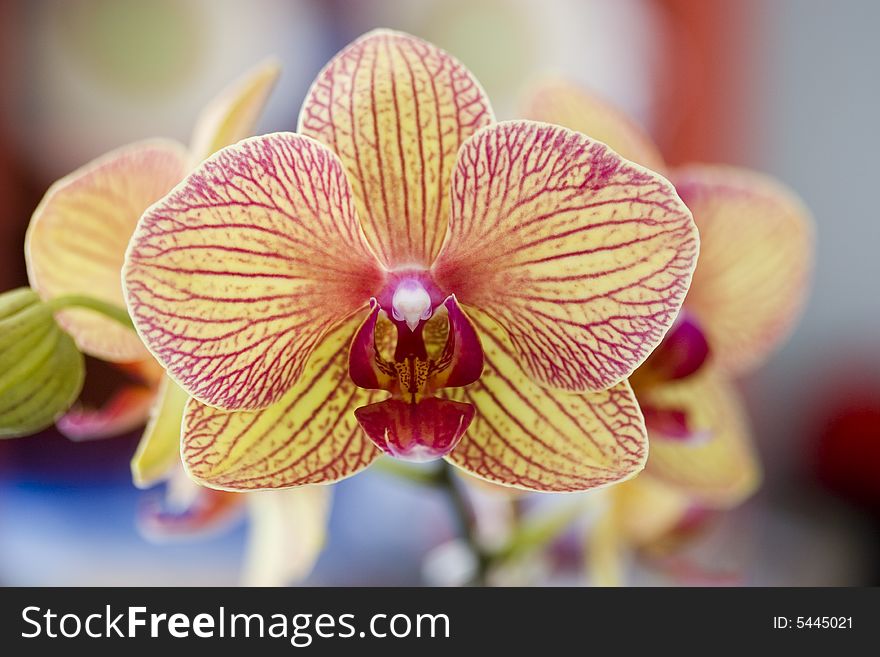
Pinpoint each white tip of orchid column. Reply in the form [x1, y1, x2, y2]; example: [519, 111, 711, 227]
[391, 280, 432, 331]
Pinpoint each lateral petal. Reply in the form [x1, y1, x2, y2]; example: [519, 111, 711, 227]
[182, 316, 382, 490]
[674, 165, 814, 373]
[124, 133, 384, 410]
[26, 140, 188, 362]
[298, 29, 494, 268]
[445, 309, 648, 492]
[434, 121, 698, 393]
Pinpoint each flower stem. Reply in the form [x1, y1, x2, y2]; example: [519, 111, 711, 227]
[46, 294, 135, 330]
[374, 458, 491, 585]
[434, 461, 492, 586]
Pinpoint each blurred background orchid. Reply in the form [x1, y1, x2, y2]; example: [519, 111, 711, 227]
[0, 0, 877, 586]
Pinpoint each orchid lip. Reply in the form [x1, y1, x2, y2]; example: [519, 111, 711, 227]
[348, 276, 483, 461]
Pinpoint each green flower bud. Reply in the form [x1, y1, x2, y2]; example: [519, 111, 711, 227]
[0, 288, 85, 438]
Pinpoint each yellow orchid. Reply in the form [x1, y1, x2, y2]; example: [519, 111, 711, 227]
[122, 29, 699, 494]
[22, 59, 329, 585]
[522, 79, 814, 580]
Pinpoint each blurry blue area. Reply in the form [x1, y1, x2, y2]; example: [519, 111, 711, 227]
[0, 478, 246, 586]
[0, 429, 455, 586]
[309, 468, 455, 586]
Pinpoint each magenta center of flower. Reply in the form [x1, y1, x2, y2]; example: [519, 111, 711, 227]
[349, 271, 484, 462]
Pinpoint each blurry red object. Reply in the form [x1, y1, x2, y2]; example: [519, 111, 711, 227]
[812, 369, 880, 514]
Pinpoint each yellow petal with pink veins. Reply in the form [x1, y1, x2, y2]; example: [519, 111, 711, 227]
[189, 57, 281, 166]
[434, 121, 698, 393]
[182, 316, 382, 491]
[445, 309, 648, 493]
[124, 133, 384, 411]
[243, 486, 331, 586]
[26, 140, 188, 362]
[521, 78, 667, 173]
[674, 165, 814, 373]
[640, 367, 761, 507]
[298, 29, 494, 268]
[131, 374, 190, 488]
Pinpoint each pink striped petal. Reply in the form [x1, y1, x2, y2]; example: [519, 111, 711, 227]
[26, 140, 188, 362]
[298, 29, 494, 268]
[181, 316, 382, 490]
[445, 309, 648, 492]
[674, 165, 814, 373]
[434, 121, 699, 393]
[57, 384, 155, 441]
[124, 133, 384, 411]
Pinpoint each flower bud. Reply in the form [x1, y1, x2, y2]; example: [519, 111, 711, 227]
[0, 288, 85, 438]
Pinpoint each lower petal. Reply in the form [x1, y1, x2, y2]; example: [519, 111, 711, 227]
[640, 367, 761, 506]
[242, 486, 331, 586]
[355, 397, 475, 461]
[182, 316, 382, 490]
[445, 310, 648, 492]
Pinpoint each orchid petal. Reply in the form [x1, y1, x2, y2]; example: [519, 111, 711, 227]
[445, 309, 648, 492]
[434, 121, 698, 393]
[242, 486, 331, 586]
[298, 29, 494, 268]
[124, 133, 384, 411]
[640, 367, 760, 506]
[521, 79, 666, 172]
[0, 289, 85, 438]
[131, 374, 190, 488]
[26, 140, 188, 362]
[58, 384, 155, 441]
[181, 317, 381, 490]
[674, 165, 814, 373]
[189, 57, 281, 165]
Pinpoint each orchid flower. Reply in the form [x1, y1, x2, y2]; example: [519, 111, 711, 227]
[122, 30, 699, 494]
[522, 79, 813, 581]
[23, 60, 329, 585]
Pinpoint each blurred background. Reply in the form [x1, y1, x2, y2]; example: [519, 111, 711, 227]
[0, 0, 877, 585]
